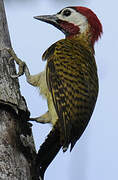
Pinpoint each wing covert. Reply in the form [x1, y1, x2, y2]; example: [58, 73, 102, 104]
[45, 39, 98, 150]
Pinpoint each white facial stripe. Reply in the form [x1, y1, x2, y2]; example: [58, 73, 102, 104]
[56, 8, 88, 33]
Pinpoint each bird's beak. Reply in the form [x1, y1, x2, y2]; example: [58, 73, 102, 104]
[34, 14, 67, 35]
[34, 14, 59, 27]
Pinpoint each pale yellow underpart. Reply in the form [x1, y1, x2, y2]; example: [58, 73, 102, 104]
[26, 69, 58, 125]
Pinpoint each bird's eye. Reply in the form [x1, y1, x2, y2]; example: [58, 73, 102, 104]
[63, 9, 71, 17]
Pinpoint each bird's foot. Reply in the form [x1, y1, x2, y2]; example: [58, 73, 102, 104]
[29, 111, 51, 124]
[30, 117, 50, 124]
[4, 48, 26, 78]
[30, 116, 50, 124]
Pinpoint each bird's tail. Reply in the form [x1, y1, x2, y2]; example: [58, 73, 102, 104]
[35, 123, 61, 180]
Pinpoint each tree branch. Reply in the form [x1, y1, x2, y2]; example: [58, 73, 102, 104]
[0, 0, 37, 179]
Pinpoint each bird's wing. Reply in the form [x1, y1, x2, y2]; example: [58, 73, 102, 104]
[46, 60, 72, 149]
[43, 40, 98, 150]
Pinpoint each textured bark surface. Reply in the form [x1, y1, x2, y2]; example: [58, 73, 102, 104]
[0, 0, 37, 179]
[0, 0, 28, 113]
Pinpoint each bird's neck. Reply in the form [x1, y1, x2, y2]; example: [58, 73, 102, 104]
[66, 29, 94, 53]
[66, 25, 94, 51]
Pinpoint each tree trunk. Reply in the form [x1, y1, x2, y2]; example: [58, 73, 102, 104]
[0, 0, 37, 179]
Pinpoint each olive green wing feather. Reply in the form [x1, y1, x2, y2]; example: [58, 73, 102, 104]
[46, 60, 72, 150]
[44, 40, 98, 151]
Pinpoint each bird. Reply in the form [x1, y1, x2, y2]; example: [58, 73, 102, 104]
[7, 6, 103, 180]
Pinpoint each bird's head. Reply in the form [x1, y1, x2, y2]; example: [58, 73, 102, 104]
[34, 6, 103, 45]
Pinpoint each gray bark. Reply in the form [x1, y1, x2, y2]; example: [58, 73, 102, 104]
[0, 0, 37, 179]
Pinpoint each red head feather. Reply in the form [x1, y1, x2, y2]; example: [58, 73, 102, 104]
[73, 7, 103, 45]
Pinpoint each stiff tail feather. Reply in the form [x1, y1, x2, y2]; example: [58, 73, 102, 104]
[35, 124, 61, 180]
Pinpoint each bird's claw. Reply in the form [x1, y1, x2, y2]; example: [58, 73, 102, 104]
[29, 118, 43, 123]
[4, 47, 26, 78]
[29, 118, 37, 122]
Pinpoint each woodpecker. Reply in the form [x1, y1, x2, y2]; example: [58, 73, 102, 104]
[7, 6, 102, 180]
